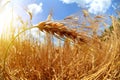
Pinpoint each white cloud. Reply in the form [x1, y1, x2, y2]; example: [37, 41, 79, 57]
[60, 0, 75, 4]
[88, 0, 112, 14]
[60, 0, 112, 14]
[28, 2, 43, 15]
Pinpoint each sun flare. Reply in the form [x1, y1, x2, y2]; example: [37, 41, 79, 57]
[0, 3, 18, 38]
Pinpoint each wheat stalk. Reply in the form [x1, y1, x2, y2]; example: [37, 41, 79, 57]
[3, 26, 37, 72]
[37, 21, 91, 44]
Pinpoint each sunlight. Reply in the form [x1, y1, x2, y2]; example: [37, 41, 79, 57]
[0, 4, 17, 37]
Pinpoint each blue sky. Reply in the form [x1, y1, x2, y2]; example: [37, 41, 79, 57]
[0, 0, 120, 36]
[8, 0, 119, 24]
[0, 0, 120, 40]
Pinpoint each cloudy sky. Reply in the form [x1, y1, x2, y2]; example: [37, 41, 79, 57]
[0, 0, 120, 32]
[5, 0, 119, 24]
[0, 0, 120, 40]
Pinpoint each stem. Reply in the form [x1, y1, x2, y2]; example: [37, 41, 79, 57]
[3, 26, 38, 71]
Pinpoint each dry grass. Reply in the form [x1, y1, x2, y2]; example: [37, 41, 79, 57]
[0, 10, 120, 80]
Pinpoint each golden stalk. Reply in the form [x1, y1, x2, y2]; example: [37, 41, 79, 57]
[37, 21, 91, 44]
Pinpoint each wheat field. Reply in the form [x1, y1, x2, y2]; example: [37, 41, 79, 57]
[0, 10, 120, 80]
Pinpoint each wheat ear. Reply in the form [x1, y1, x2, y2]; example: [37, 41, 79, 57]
[37, 21, 91, 44]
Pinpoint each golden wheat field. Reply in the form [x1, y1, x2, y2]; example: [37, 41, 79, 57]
[0, 1, 120, 80]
